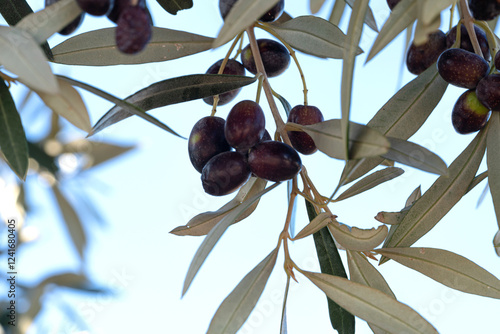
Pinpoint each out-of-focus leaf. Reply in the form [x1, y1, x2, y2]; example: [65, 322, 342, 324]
[42, 273, 104, 293]
[286, 120, 390, 160]
[347, 250, 395, 334]
[381, 129, 487, 259]
[0, 0, 53, 59]
[271, 16, 363, 59]
[214, 0, 280, 48]
[309, 0, 327, 13]
[328, 221, 388, 251]
[63, 139, 135, 169]
[91, 74, 257, 135]
[52, 27, 213, 66]
[487, 112, 500, 229]
[0, 26, 58, 94]
[51, 185, 86, 260]
[207, 247, 278, 334]
[293, 212, 333, 241]
[341, 0, 369, 160]
[420, 0, 457, 25]
[413, 10, 441, 46]
[58, 76, 184, 138]
[382, 137, 448, 176]
[494, 230, 500, 257]
[170, 177, 267, 236]
[367, 0, 418, 62]
[329, 0, 346, 26]
[341, 66, 448, 185]
[156, 0, 193, 15]
[182, 182, 280, 296]
[0, 79, 28, 180]
[27, 141, 58, 175]
[301, 270, 438, 334]
[306, 201, 355, 334]
[16, 0, 81, 44]
[35, 77, 91, 133]
[377, 247, 500, 298]
[335, 167, 404, 201]
[344, 0, 378, 32]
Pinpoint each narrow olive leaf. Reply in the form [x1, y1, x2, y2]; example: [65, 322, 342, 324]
[406, 185, 422, 206]
[0, 79, 28, 180]
[367, 0, 418, 62]
[207, 247, 279, 334]
[309, 0, 327, 14]
[329, 0, 346, 26]
[274, 90, 292, 117]
[272, 16, 363, 59]
[52, 27, 214, 66]
[382, 137, 448, 176]
[412, 10, 441, 46]
[306, 200, 355, 334]
[487, 112, 500, 229]
[341, 66, 448, 185]
[344, 0, 378, 32]
[420, 0, 457, 25]
[292, 212, 333, 241]
[213, 0, 280, 48]
[51, 185, 86, 260]
[0, 0, 33, 25]
[16, 0, 81, 44]
[57, 76, 184, 138]
[286, 120, 390, 160]
[91, 74, 257, 135]
[156, 0, 193, 15]
[377, 247, 500, 299]
[280, 276, 291, 334]
[347, 251, 394, 334]
[34, 77, 91, 133]
[327, 221, 388, 251]
[26, 141, 58, 174]
[341, 0, 369, 160]
[170, 177, 267, 236]
[0, 26, 58, 94]
[335, 167, 404, 202]
[466, 170, 488, 195]
[301, 270, 438, 334]
[382, 185, 421, 243]
[381, 128, 487, 255]
[182, 182, 280, 296]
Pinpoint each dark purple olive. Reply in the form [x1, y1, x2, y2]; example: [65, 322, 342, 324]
[248, 141, 301, 182]
[469, 0, 500, 21]
[115, 4, 152, 54]
[437, 48, 489, 89]
[188, 116, 231, 173]
[241, 39, 290, 78]
[225, 100, 266, 150]
[406, 30, 447, 75]
[203, 59, 246, 106]
[259, 0, 284, 22]
[201, 151, 251, 196]
[495, 51, 500, 70]
[387, 0, 401, 10]
[219, 0, 284, 22]
[477, 74, 500, 111]
[108, 0, 152, 24]
[287, 105, 324, 155]
[452, 89, 490, 134]
[76, 0, 112, 16]
[46, 0, 84, 34]
[446, 25, 490, 60]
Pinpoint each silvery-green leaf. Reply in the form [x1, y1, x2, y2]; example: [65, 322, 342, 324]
[328, 221, 388, 251]
[487, 112, 500, 229]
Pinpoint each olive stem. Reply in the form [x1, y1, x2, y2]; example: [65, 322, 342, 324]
[245, 26, 292, 146]
[210, 32, 244, 117]
[255, 22, 309, 105]
[458, 0, 484, 58]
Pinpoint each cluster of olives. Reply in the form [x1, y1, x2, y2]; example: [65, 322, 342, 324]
[386, 0, 500, 134]
[45, 0, 152, 54]
[188, 100, 301, 196]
